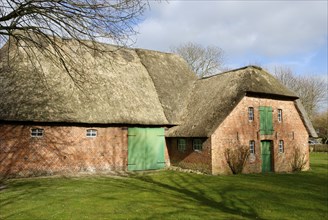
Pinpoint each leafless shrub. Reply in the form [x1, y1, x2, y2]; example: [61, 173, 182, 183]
[291, 147, 308, 172]
[224, 145, 250, 174]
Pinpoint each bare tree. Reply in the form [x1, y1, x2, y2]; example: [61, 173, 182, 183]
[274, 66, 327, 118]
[0, 0, 148, 87]
[0, 0, 147, 46]
[171, 42, 225, 78]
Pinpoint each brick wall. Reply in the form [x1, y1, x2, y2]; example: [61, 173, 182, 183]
[167, 137, 212, 173]
[0, 124, 171, 178]
[0, 125, 126, 177]
[211, 96, 309, 174]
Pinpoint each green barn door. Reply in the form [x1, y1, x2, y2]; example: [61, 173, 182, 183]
[128, 128, 165, 171]
[259, 106, 273, 135]
[261, 141, 272, 172]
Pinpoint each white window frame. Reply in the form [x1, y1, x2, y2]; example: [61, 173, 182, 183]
[279, 140, 284, 153]
[31, 128, 44, 137]
[86, 129, 97, 137]
[249, 140, 255, 154]
[278, 109, 283, 122]
[177, 138, 186, 152]
[248, 107, 254, 121]
[192, 139, 203, 151]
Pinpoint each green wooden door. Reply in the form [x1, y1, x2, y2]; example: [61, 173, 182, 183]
[259, 106, 273, 135]
[128, 128, 165, 171]
[261, 141, 272, 172]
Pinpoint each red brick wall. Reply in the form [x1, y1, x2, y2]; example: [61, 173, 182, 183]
[211, 96, 309, 174]
[0, 125, 169, 177]
[166, 137, 212, 173]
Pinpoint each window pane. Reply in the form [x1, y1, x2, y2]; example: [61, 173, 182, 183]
[193, 139, 203, 151]
[248, 107, 254, 121]
[279, 140, 284, 153]
[278, 109, 282, 122]
[86, 129, 97, 137]
[178, 138, 186, 152]
[31, 128, 44, 137]
[249, 140, 255, 154]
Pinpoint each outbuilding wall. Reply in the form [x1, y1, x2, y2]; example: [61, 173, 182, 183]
[211, 96, 309, 174]
[0, 125, 150, 177]
[166, 137, 212, 173]
[0, 124, 129, 177]
[0, 124, 171, 178]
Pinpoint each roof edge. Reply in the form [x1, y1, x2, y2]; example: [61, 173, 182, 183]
[294, 99, 318, 138]
[0, 120, 177, 128]
[201, 65, 263, 80]
[245, 91, 299, 100]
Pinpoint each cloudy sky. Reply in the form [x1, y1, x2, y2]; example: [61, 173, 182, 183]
[133, 0, 327, 77]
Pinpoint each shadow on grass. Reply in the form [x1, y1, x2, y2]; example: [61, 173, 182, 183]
[130, 172, 265, 219]
[1, 153, 327, 219]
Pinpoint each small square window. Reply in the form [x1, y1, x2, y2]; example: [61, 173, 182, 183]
[278, 109, 283, 122]
[31, 128, 44, 137]
[86, 129, 97, 137]
[248, 107, 254, 121]
[193, 139, 203, 151]
[177, 138, 186, 152]
[279, 140, 284, 153]
[249, 140, 255, 154]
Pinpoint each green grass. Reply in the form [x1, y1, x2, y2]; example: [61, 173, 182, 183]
[1, 153, 327, 220]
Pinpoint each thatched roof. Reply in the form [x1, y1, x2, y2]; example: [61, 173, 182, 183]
[294, 99, 318, 138]
[0, 38, 316, 138]
[0, 38, 195, 125]
[166, 66, 317, 137]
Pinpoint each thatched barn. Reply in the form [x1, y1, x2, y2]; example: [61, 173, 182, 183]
[0, 37, 317, 177]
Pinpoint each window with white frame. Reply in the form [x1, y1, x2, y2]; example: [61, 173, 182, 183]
[31, 128, 44, 137]
[279, 140, 284, 153]
[192, 139, 203, 151]
[249, 140, 255, 154]
[86, 129, 97, 137]
[248, 107, 254, 121]
[177, 138, 186, 152]
[278, 109, 283, 122]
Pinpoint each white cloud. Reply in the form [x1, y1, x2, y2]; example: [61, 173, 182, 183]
[135, 0, 327, 61]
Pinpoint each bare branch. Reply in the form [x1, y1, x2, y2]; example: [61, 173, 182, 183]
[171, 42, 226, 78]
[274, 65, 327, 118]
[0, 0, 149, 88]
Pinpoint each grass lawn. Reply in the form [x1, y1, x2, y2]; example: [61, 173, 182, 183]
[0, 153, 327, 220]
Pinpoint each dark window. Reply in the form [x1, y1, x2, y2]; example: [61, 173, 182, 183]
[279, 140, 284, 153]
[86, 129, 97, 137]
[193, 139, 203, 151]
[31, 128, 44, 137]
[249, 140, 255, 154]
[248, 107, 254, 121]
[177, 138, 186, 152]
[278, 109, 283, 122]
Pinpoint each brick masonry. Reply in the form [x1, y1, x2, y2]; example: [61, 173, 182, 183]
[211, 96, 309, 174]
[166, 137, 211, 173]
[0, 125, 170, 177]
[0, 96, 309, 177]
